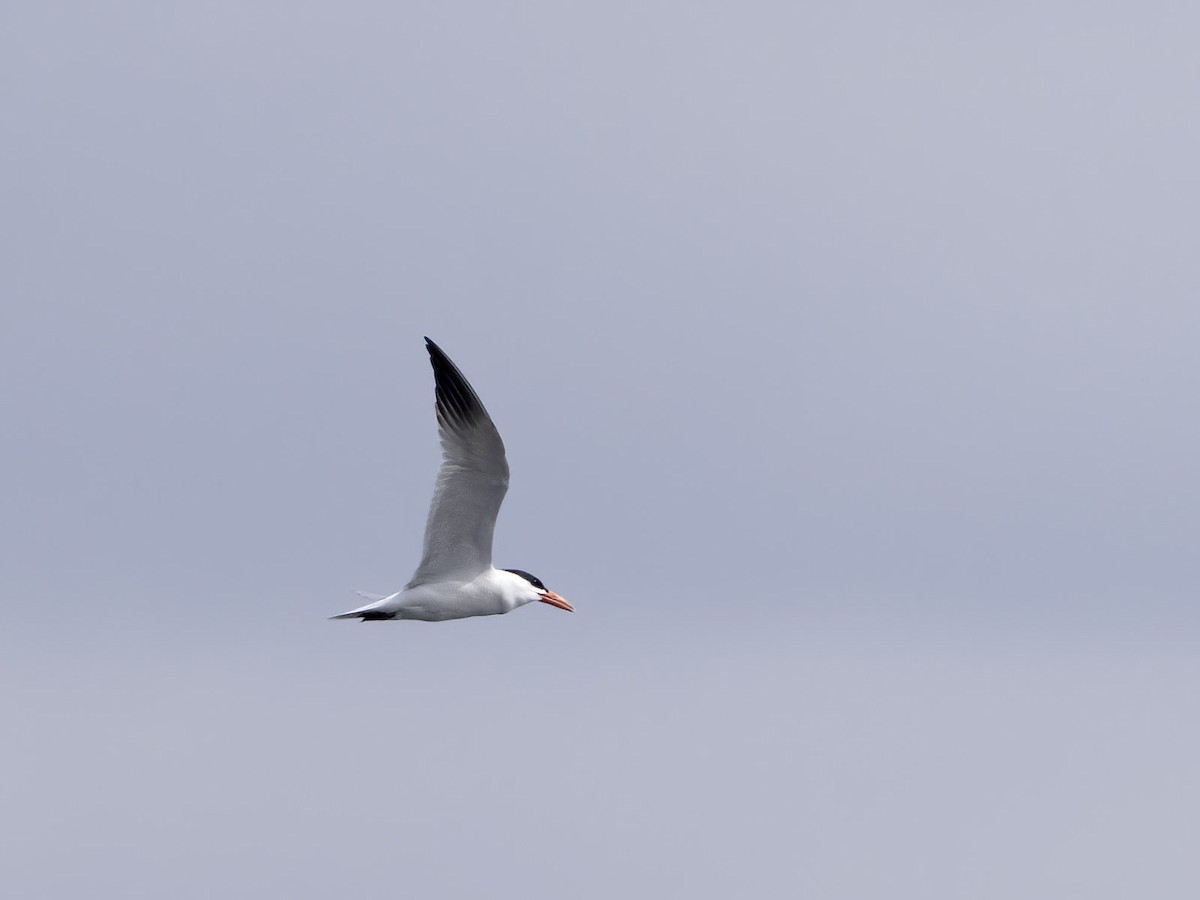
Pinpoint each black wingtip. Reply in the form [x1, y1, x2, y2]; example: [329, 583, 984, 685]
[424, 338, 455, 372]
[424, 338, 489, 431]
[425, 337, 451, 365]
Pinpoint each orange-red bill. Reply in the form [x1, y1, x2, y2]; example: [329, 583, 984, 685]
[538, 590, 575, 613]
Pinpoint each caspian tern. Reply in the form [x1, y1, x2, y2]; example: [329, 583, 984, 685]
[331, 338, 573, 622]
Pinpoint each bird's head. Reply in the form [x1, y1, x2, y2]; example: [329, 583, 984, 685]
[502, 568, 574, 612]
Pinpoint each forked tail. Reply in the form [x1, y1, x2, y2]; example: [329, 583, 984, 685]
[329, 590, 397, 621]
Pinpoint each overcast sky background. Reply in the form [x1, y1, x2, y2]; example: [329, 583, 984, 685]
[3, 2, 1199, 897]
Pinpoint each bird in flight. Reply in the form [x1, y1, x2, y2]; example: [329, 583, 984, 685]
[331, 338, 573, 622]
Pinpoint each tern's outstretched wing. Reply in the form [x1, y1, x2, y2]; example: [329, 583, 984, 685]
[407, 338, 510, 585]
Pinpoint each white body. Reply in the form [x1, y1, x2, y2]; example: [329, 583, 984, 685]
[349, 569, 542, 621]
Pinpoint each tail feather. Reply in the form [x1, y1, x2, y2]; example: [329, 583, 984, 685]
[329, 590, 397, 621]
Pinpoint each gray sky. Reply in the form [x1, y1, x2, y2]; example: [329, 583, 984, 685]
[3, 2, 1199, 897]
